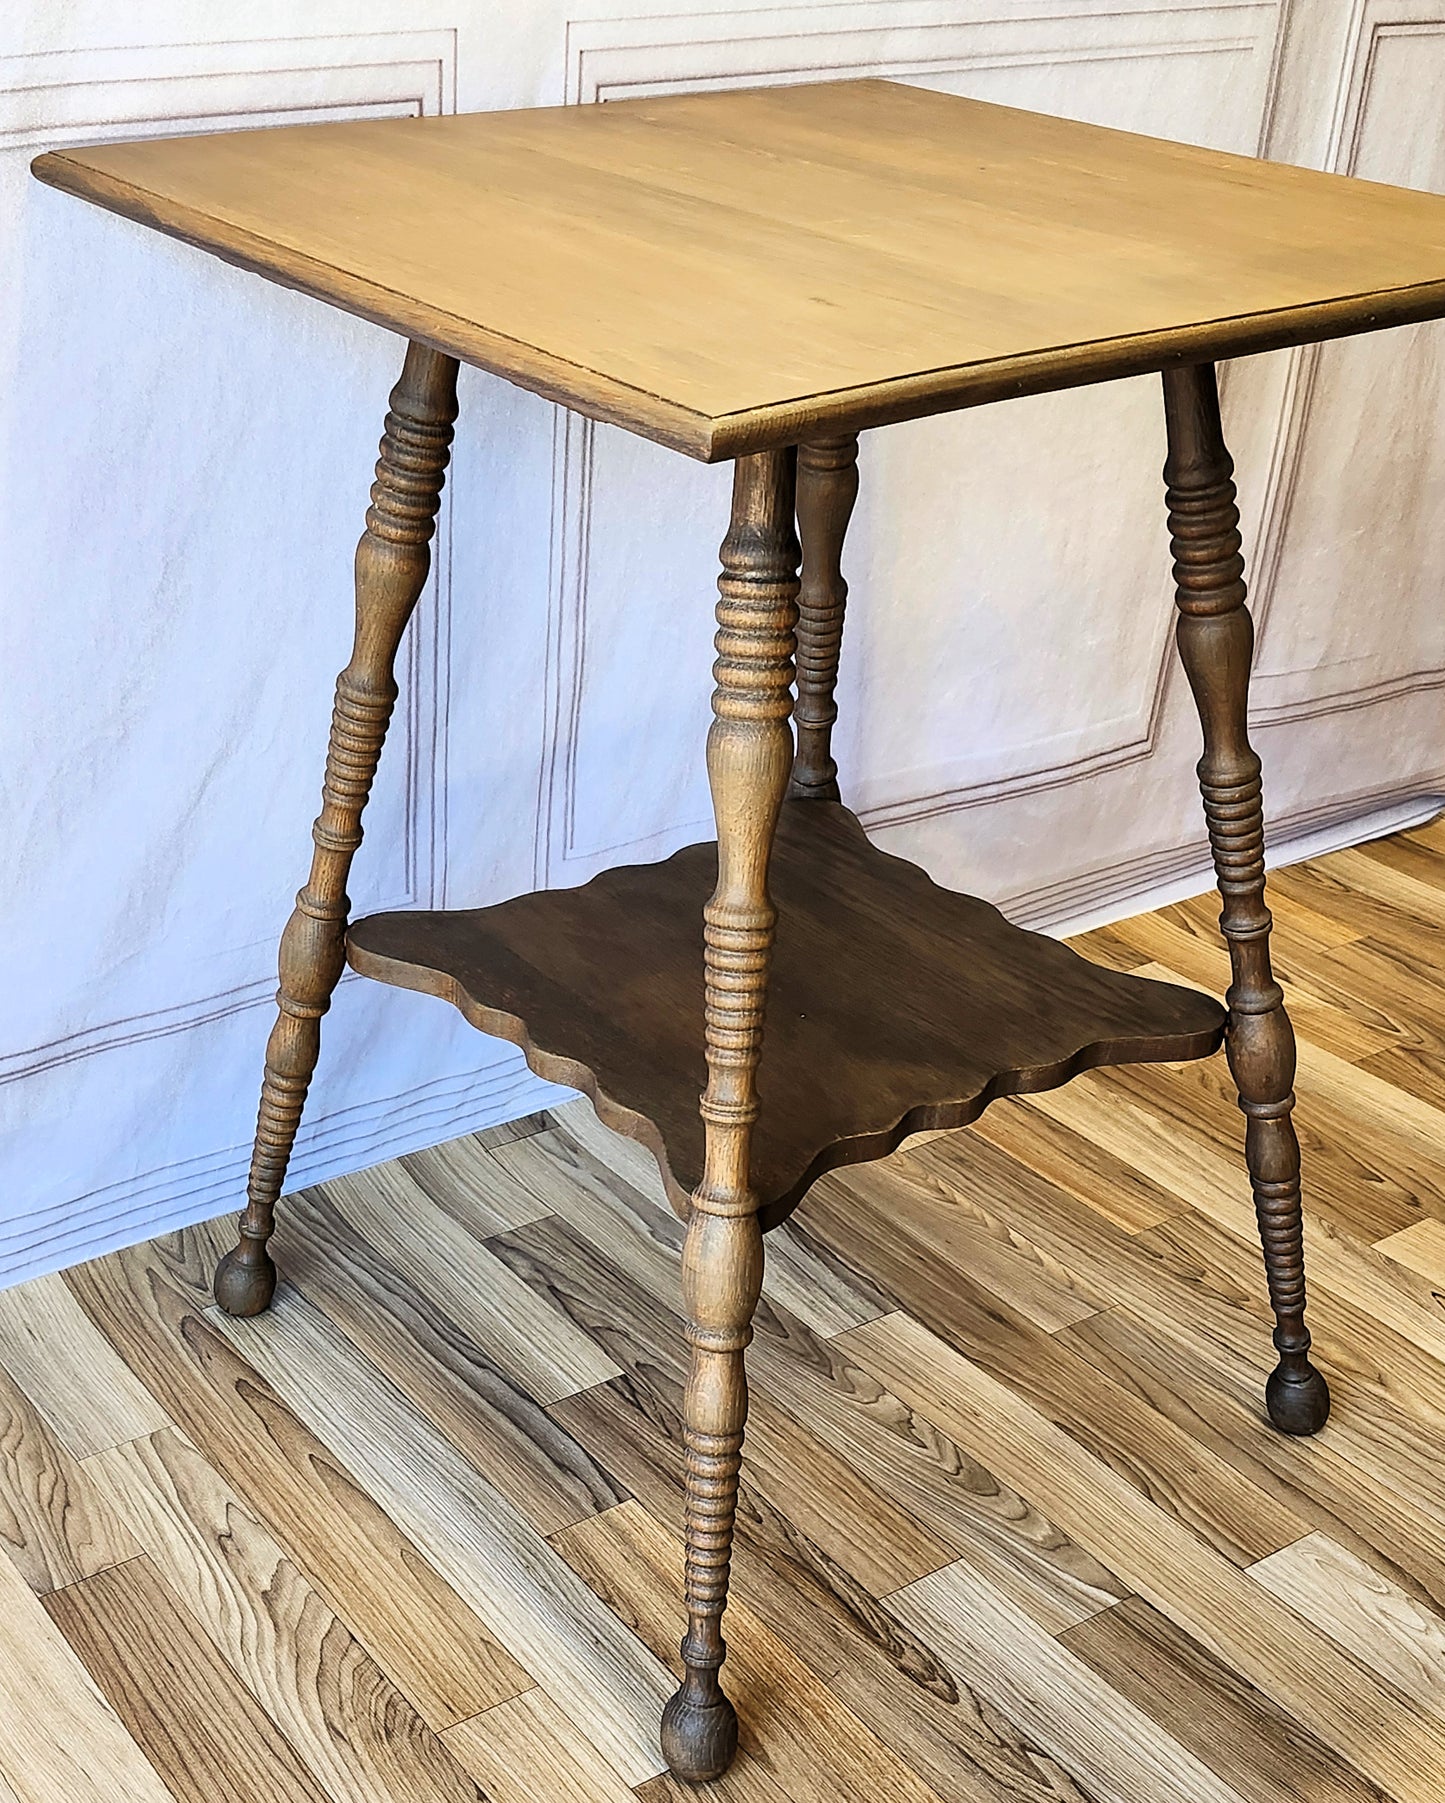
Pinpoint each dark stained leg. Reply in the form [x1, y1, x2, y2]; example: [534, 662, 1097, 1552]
[788, 432, 858, 802]
[214, 343, 459, 1316]
[660, 449, 800, 1782]
[1162, 361, 1330, 1437]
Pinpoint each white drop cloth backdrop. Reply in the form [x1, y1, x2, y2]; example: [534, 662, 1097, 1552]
[3, 0, 1443, 1284]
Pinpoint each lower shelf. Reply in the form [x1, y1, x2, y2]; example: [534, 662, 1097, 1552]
[347, 800, 1226, 1228]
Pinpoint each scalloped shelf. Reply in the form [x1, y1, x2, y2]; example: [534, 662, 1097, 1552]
[346, 800, 1225, 1229]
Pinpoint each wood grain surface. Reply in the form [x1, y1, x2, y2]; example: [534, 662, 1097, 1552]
[85, 1428, 493, 1803]
[0, 1547, 179, 1803]
[64, 1232, 532, 1731]
[1060, 1596, 1391, 1803]
[212, 1286, 675, 1787]
[444, 1689, 637, 1803]
[33, 80, 1445, 458]
[2, 822, 1444, 1798]
[0, 1273, 170, 1458]
[892, 1557, 1250, 1803]
[44, 1556, 337, 1803]
[0, 1362, 138, 1595]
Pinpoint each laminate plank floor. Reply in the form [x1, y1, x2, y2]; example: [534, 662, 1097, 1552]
[5, 818, 1445, 1799]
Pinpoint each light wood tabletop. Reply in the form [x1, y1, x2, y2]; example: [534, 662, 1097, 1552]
[33, 77, 1445, 459]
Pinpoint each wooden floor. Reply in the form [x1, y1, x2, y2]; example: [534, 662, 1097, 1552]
[5, 820, 1445, 1802]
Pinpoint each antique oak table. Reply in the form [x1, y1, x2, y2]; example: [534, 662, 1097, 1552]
[36, 79, 1445, 1783]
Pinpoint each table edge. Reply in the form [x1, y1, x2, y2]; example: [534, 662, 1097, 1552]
[709, 282, 1445, 456]
[34, 148, 1445, 462]
[31, 149, 719, 458]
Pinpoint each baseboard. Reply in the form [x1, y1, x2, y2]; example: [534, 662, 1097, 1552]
[1017, 788, 1445, 938]
[0, 1056, 566, 1290]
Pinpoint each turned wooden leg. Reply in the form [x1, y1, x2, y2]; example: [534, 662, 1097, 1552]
[660, 449, 800, 1783]
[1162, 362, 1329, 1437]
[789, 432, 858, 802]
[214, 342, 459, 1317]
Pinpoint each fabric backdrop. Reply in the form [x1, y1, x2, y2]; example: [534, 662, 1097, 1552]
[3, 0, 1442, 1284]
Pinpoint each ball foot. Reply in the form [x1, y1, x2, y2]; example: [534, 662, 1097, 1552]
[214, 1245, 277, 1318]
[1266, 1359, 1330, 1436]
[661, 1684, 738, 1785]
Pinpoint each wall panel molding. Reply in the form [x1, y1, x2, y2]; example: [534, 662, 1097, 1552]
[0, 1051, 543, 1286]
[1002, 767, 1445, 929]
[563, 0, 1276, 104]
[2, 28, 460, 1088]
[0, 31, 457, 147]
[1247, 1, 1445, 724]
[535, 0, 1285, 884]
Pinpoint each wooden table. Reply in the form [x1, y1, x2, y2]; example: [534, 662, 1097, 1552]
[35, 78, 1445, 1784]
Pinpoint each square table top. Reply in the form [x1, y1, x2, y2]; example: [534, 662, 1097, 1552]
[33, 78, 1445, 461]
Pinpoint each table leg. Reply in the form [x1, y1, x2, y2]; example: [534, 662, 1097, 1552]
[1162, 362, 1330, 1437]
[661, 448, 800, 1783]
[214, 342, 459, 1317]
[788, 432, 858, 802]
